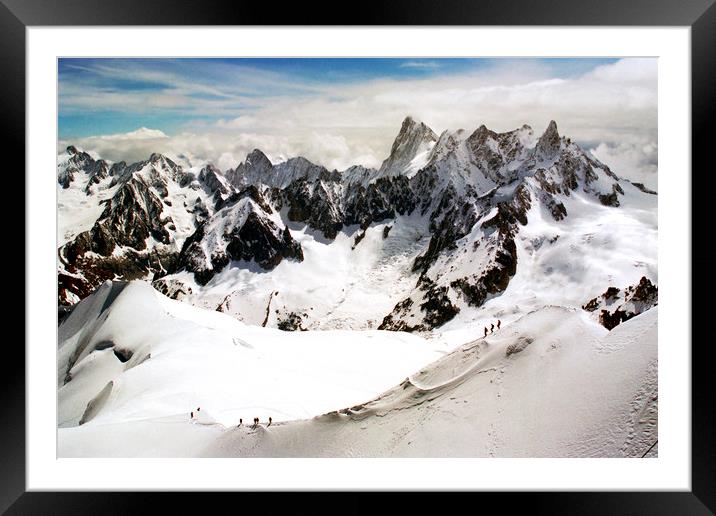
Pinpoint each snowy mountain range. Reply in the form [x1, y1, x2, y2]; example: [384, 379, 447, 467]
[57, 116, 659, 458]
[58, 117, 657, 332]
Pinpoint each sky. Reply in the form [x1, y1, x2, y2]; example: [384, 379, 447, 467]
[58, 57, 658, 190]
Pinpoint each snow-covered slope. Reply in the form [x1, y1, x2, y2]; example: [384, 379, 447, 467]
[58, 285, 658, 458]
[58, 281, 448, 431]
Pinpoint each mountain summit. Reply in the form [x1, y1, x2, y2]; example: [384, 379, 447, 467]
[378, 116, 438, 178]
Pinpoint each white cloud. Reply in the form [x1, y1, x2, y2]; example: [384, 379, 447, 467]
[590, 140, 658, 191]
[61, 58, 658, 186]
[96, 127, 168, 141]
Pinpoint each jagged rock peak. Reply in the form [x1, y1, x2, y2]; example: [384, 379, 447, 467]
[200, 163, 222, 175]
[544, 120, 559, 137]
[391, 116, 437, 152]
[536, 120, 561, 158]
[66, 145, 80, 155]
[467, 124, 497, 144]
[147, 153, 181, 171]
[245, 148, 272, 169]
[198, 163, 227, 194]
[379, 116, 438, 176]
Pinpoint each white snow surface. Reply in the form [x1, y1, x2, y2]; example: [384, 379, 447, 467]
[436, 179, 657, 344]
[58, 281, 449, 434]
[184, 210, 431, 329]
[59, 284, 658, 457]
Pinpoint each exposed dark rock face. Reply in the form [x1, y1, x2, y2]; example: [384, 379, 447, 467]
[482, 184, 531, 238]
[225, 216, 303, 269]
[277, 312, 308, 331]
[283, 178, 344, 239]
[58, 304, 75, 325]
[225, 148, 274, 187]
[632, 182, 657, 195]
[70, 177, 172, 257]
[83, 161, 112, 194]
[583, 276, 658, 330]
[190, 197, 210, 225]
[413, 185, 480, 274]
[177, 192, 303, 286]
[632, 276, 658, 304]
[535, 120, 561, 161]
[419, 281, 460, 328]
[152, 278, 193, 300]
[599, 183, 624, 207]
[451, 238, 517, 307]
[58, 248, 179, 306]
[384, 177, 529, 331]
[342, 176, 417, 232]
[198, 164, 227, 195]
[217, 185, 273, 213]
[378, 298, 417, 332]
[352, 230, 366, 249]
[379, 279, 460, 332]
[465, 124, 529, 183]
[545, 196, 568, 221]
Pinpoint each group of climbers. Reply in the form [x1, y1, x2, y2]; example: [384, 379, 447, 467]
[483, 319, 501, 337]
[190, 409, 272, 429]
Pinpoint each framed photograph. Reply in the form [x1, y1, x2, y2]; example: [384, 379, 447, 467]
[6, 0, 713, 512]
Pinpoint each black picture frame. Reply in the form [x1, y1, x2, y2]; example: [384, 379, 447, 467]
[4, 0, 713, 513]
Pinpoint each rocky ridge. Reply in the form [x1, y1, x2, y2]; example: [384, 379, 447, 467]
[58, 117, 656, 331]
[583, 276, 659, 330]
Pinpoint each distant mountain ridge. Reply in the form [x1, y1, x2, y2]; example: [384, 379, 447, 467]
[57, 117, 657, 331]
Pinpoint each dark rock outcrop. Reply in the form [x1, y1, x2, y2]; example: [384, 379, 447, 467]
[535, 120, 561, 161]
[177, 194, 303, 286]
[583, 276, 658, 330]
